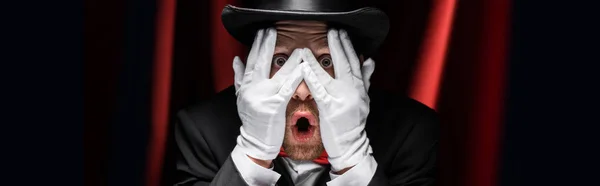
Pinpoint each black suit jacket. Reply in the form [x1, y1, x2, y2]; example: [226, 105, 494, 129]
[174, 86, 439, 186]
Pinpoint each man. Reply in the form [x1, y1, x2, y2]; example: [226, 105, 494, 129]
[174, 0, 439, 185]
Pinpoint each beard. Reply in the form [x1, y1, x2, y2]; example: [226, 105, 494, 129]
[282, 99, 325, 160]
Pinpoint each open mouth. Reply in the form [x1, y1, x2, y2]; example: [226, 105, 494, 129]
[291, 112, 316, 142]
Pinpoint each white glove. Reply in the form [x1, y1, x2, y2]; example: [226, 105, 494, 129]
[300, 29, 376, 171]
[233, 28, 305, 160]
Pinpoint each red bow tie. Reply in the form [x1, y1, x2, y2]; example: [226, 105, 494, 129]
[278, 147, 329, 165]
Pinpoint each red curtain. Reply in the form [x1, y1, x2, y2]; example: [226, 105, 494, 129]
[144, 0, 510, 185]
[210, 0, 245, 92]
[146, 0, 177, 186]
[409, 0, 456, 109]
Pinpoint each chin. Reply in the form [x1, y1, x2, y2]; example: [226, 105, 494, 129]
[282, 109, 325, 160]
[282, 129, 324, 160]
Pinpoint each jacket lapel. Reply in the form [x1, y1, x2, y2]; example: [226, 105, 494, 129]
[273, 157, 332, 186]
[314, 165, 331, 186]
[274, 157, 295, 186]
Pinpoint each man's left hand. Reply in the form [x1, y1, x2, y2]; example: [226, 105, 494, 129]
[300, 29, 376, 172]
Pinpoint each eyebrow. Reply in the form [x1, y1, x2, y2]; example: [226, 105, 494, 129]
[315, 40, 328, 52]
[276, 32, 294, 43]
[275, 35, 293, 51]
[313, 37, 329, 55]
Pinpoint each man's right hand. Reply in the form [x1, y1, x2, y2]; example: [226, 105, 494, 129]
[232, 28, 305, 163]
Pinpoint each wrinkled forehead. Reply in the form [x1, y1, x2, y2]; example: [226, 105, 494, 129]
[273, 20, 329, 53]
[274, 20, 328, 33]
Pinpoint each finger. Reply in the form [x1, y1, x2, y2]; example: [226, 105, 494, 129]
[245, 29, 265, 73]
[361, 58, 375, 91]
[277, 64, 304, 101]
[300, 62, 329, 104]
[339, 29, 362, 78]
[233, 56, 245, 92]
[253, 27, 277, 80]
[272, 48, 303, 82]
[302, 48, 333, 86]
[327, 29, 352, 80]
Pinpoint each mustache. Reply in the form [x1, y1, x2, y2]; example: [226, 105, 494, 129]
[286, 100, 319, 118]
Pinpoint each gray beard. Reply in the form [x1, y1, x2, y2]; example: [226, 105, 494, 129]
[282, 129, 325, 160]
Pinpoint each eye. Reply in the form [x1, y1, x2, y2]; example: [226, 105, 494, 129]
[318, 55, 333, 68]
[272, 54, 288, 67]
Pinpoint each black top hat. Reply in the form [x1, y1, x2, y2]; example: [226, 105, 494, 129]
[221, 0, 389, 56]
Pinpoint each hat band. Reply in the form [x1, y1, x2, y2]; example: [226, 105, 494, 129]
[253, 0, 360, 12]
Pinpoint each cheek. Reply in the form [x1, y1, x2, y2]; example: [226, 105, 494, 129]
[270, 64, 280, 78]
[325, 66, 335, 77]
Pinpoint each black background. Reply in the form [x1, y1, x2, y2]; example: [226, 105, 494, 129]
[500, 0, 599, 185]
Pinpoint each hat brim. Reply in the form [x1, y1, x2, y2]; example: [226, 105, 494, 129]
[221, 5, 389, 56]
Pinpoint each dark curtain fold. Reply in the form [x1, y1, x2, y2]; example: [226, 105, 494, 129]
[84, 0, 125, 185]
[146, 0, 177, 186]
[434, 0, 509, 185]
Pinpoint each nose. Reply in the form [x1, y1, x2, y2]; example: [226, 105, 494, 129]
[292, 81, 313, 101]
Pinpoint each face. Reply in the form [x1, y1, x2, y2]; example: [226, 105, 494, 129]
[270, 20, 334, 160]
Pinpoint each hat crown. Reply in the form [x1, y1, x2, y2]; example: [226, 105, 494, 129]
[222, 0, 389, 56]
[246, 0, 365, 12]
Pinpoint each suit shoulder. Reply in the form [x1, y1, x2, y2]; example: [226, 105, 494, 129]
[177, 86, 239, 129]
[174, 86, 241, 166]
[366, 89, 440, 166]
[369, 88, 438, 118]
[368, 88, 440, 133]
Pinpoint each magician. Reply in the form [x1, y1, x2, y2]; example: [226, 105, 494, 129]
[174, 0, 440, 185]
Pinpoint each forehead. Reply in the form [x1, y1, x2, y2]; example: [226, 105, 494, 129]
[274, 20, 329, 52]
